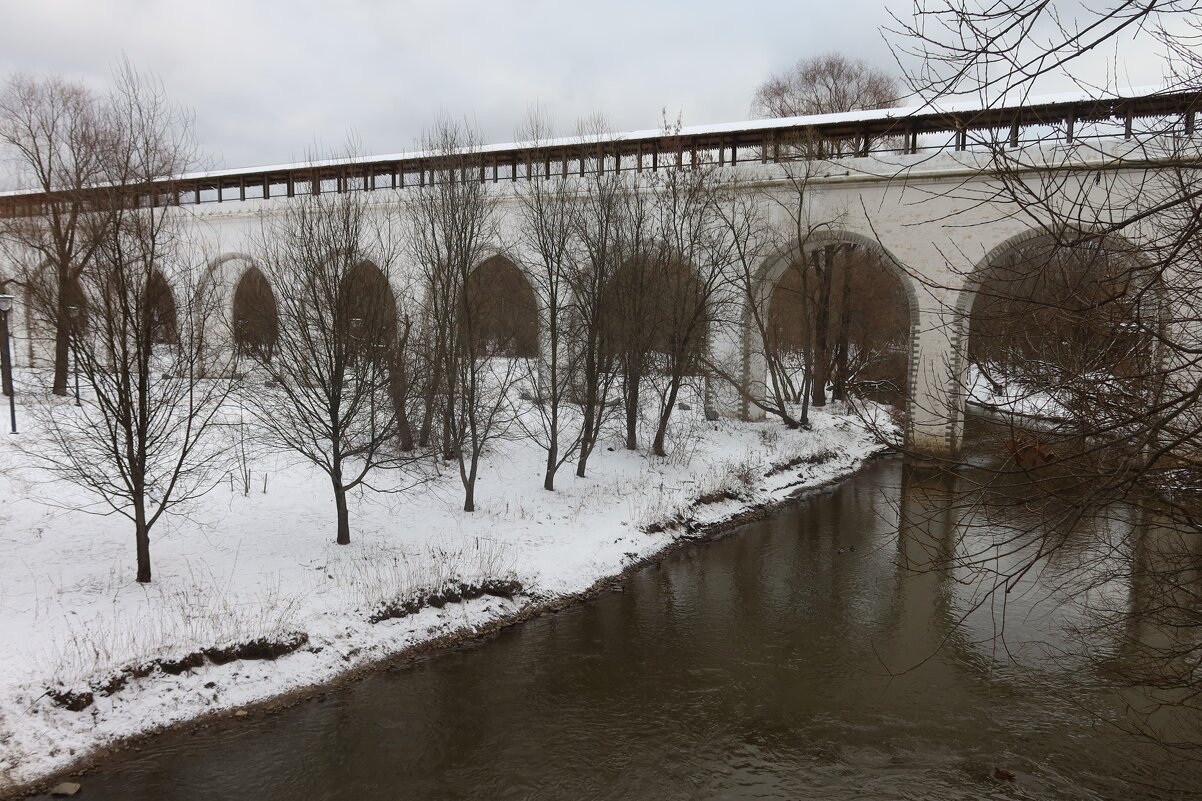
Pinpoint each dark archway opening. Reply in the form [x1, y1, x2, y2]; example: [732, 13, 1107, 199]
[966, 236, 1154, 430]
[145, 270, 178, 345]
[464, 256, 539, 358]
[63, 276, 89, 336]
[233, 266, 279, 360]
[602, 259, 707, 368]
[339, 261, 397, 359]
[768, 244, 910, 405]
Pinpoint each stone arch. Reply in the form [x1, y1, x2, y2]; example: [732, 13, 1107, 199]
[755, 230, 921, 342]
[232, 265, 279, 359]
[953, 226, 1158, 320]
[601, 255, 711, 362]
[465, 253, 539, 358]
[947, 225, 1162, 447]
[198, 252, 258, 301]
[193, 253, 259, 361]
[340, 260, 398, 352]
[748, 229, 921, 438]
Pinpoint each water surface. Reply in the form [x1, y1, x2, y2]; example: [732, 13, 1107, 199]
[61, 457, 1199, 800]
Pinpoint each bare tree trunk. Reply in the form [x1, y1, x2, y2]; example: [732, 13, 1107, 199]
[462, 451, 479, 512]
[397, 413, 415, 452]
[832, 246, 853, 401]
[811, 245, 835, 408]
[332, 477, 350, 545]
[134, 497, 151, 584]
[388, 360, 415, 451]
[544, 415, 558, 491]
[799, 368, 813, 429]
[418, 376, 436, 448]
[624, 373, 640, 450]
[577, 405, 594, 477]
[577, 365, 598, 477]
[652, 378, 682, 457]
[799, 255, 815, 427]
[441, 402, 455, 459]
[52, 296, 70, 396]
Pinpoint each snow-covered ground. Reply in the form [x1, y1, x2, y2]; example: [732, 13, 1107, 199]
[0, 371, 890, 792]
[966, 363, 1068, 422]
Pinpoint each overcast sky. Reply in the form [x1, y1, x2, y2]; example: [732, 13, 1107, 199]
[0, 0, 1174, 173]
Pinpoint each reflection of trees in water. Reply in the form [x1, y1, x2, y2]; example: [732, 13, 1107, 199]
[949, 231, 1201, 779]
[897, 454, 1202, 768]
[1095, 512, 1202, 753]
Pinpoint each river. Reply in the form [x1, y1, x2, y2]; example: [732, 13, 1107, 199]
[50, 454, 1201, 800]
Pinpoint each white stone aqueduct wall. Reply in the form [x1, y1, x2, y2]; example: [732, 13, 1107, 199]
[5, 141, 1167, 460]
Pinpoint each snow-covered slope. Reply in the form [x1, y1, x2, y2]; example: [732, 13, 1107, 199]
[0, 377, 889, 792]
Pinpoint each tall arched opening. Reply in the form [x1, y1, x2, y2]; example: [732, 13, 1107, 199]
[958, 231, 1157, 453]
[339, 261, 397, 357]
[601, 256, 710, 452]
[465, 256, 539, 358]
[232, 266, 279, 360]
[602, 258, 707, 366]
[765, 241, 912, 409]
[63, 275, 89, 335]
[145, 269, 177, 345]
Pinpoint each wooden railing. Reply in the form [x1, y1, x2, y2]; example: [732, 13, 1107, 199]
[1, 89, 1198, 219]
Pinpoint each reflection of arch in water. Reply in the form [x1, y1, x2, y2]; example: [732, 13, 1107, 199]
[232, 266, 279, 358]
[465, 255, 539, 358]
[887, 464, 997, 677]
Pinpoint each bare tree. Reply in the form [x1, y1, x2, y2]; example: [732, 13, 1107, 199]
[28, 63, 227, 583]
[568, 116, 627, 476]
[245, 154, 409, 544]
[751, 57, 904, 407]
[605, 185, 657, 453]
[768, 159, 850, 425]
[512, 109, 583, 490]
[753, 53, 901, 158]
[645, 126, 731, 457]
[710, 186, 808, 428]
[753, 53, 901, 119]
[407, 118, 508, 512]
[0, 73, 107, 395]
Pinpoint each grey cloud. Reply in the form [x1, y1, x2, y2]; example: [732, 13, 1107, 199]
[0, 0, 1172, 172]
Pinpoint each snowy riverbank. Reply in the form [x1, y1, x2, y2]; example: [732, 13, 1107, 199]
[0, 378, 891, 793]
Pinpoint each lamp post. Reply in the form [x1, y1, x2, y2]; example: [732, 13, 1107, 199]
[67, 304, 81, 406]
[0, 294, 16, 434]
